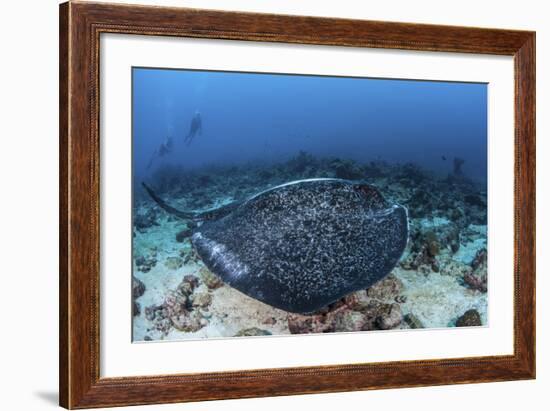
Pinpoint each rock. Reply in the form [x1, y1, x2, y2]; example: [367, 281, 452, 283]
[401, 221, 461, 273]
[333, 310, 367, 332]
[471, 248, 487, 270]
[405, 189, 437, 218]
[366, 274, 404, 301]
[144, 274, 207, 336]
[144, 303, 173, 334]
[464, 248, 487, 292]
[450, 241, 460, 254]
[287, 273, 406, 334]
[132, 276, 146, 299]
[135, 254, 157, 273]
[172, 311, 204, 332]
[287, 309, 340, 334]
[177, 274, 200, 296]
[375, 303, 402, 330]
[449, 207, 465, 223]
[456, 309, 482, 327]
[200, 267, 223, 289]
[400, 247, 432, 272]
[343, 290, 372, 311]
[235, 327, 272, 337]
[440, 260, 472, 278]
[144, 304, 159, 321]
[424, 231, 440, 257]
[133, 301, 141, 316]
[176, 228, 192, 242]
[404, 313, 424, 329]
[191, 292, 212, 308]
[464, 272, 487, 293]
[164, 290, 188, 314]
[144, 335, 152, 341]
[164, 256, 183, 270]
[134, 208, 159, 232]
[288, 298, 403, 334]
[397, 163, 429, 185]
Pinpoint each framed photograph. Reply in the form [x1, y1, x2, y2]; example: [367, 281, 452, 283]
[59, 1, 535, 408]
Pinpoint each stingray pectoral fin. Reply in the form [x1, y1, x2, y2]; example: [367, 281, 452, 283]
[189, 179, 410, 314]
[141, 182, 196, 220]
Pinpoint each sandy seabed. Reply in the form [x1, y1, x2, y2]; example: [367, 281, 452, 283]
[132, 214, 487, 342]
[132, 156, 488, 341]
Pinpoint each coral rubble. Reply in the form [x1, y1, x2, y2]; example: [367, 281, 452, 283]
[133, 151, 488, 341]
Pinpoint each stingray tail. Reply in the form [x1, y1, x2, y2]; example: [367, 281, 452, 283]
[141, 182, 197, 220]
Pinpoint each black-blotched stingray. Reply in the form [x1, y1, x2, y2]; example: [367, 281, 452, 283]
[142, 178, 408, 314]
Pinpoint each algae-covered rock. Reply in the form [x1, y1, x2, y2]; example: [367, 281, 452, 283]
[343, 290, 372, 311]
[135, 254, 157, 273]
[333, 310, 367, 332]
[177, 274, 199, 296]
[375, 303, 402, 330]
[287, 309, 340, 334]
[200, 267, 223, 289]
[456, 309, 482, 327]
[172, 311, 206, 332]
[134, 207, 159, 232]
[440, 259, 472, 278]
[366, 273, 404, 301]
[464, 248, 487, 292]
[132, 276, 146, 299]
[191, 292, 212, 308]
[133, 301, 141, 317]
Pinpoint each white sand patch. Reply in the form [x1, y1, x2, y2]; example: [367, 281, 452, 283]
[162, 284, 290, 341]
[395, 267, 487, 328]
[455, 224, 487, 265]
[132, 215, 289, 341]
[133, 211, 488, 342]
[132, 217, 196, 341]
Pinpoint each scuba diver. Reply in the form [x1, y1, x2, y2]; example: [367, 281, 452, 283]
[184, 110, 202, 146]
[146, 136, 174, 170]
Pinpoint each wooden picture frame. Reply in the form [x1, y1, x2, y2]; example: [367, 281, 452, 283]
[59, 1, 535, 408]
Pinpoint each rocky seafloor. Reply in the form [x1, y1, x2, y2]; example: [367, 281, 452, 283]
[132, 152, 488, 341]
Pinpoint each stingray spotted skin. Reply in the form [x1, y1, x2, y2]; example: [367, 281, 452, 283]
[144, 179, 408, 314]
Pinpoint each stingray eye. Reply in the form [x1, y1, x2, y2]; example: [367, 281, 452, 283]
[354, 184, 388, 210]
[354, 184, 374, 199]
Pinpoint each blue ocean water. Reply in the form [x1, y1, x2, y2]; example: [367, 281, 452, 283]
[133, 67, 487, 186]
[131, 67, 489, 340]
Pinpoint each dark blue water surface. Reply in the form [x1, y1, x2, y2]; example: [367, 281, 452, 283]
[133, 67, 487, 184]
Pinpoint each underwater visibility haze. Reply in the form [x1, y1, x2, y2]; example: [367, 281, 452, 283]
[132, 67, 488, 341]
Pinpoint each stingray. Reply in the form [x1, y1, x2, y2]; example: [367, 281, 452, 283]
[142, 178, 408, 314]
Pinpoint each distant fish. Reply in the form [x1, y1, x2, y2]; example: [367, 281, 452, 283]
[441, 156, 447, 161]
[142, 179, 408, 313]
